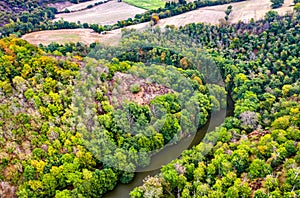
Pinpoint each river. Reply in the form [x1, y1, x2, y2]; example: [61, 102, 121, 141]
[104, 95, 234, 198]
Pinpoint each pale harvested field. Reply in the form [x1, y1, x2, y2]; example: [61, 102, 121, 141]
[47, 1, 73, 12]
[54, 1, 146, 25]
[158, 0, 294, 26]
[23, 0, 295, 46]
[119, 0, 294, 28]
[61, 0, 107, 12]
[21, 29, 121, 46]
[228, 0, 294, 23]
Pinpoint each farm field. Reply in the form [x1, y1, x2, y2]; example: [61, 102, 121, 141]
[60, 0, 107, 12]
[228, 0, 294, 23]
[21, 29, 121, 46]
[123, 0, 166, 10]
[47, 1, 73, 12]
[158, 0, 294, 26]
[23, 0, 294, 46]
[21, 23, 148, 46]
[54, 1, 146, 25]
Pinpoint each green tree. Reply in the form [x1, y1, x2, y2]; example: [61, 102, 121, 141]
[271, 0, 284, 8]
[226, 179, 251, 198]
[294, 2, 300, 12]
[55, 190, 72, 198]
[271, 116, 290, 130]
[263, 175, 279, 193]
[248, 159, 272, 179]
[231, 149, 249, 174]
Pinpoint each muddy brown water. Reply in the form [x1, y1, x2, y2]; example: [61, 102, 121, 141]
[104, 95, 234, 198]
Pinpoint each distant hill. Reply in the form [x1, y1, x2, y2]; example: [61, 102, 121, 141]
[0, 0, 93, 26]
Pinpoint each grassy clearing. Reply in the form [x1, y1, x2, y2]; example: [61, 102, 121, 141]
[123, 0, 165, 10]
[162, 0, 194, 2]
[49, 33, 79, 39]
[22, 29, 123, 46]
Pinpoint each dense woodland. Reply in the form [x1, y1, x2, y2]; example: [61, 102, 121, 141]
[0, 35, 221, 196]
[129, 10, 300, 198]
[0, 0, 300, 197]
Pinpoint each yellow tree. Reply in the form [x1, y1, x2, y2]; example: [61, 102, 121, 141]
[151, 14, 159, 25]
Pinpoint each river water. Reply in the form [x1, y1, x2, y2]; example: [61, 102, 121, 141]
[104, 95, 234, 198]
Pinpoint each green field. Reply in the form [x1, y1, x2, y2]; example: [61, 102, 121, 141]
[49, 33, 79, 39]
[123, 0, 166, 10]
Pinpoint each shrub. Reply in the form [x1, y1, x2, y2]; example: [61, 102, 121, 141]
[130, 84, 141, 94]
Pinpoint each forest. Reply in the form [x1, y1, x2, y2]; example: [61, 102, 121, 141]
[0, 0, 300, 198]
[0, 35, 222, 197]
[128, 10, 300, 198]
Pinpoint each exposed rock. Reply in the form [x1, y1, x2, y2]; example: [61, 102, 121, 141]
[0, 182, 17, 198]
[107, 72, 174, 107]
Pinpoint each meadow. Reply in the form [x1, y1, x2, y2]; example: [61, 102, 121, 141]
[123, 0, 166, 10]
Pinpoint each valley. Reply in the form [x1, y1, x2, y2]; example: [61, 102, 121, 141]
[1, 0, 300, 197]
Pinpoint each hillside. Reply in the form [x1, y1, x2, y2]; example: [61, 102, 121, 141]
[21, 0, 294, 46]
[1, 0, 300, 197]
[0, 0, 96, 27]
[0, 36, 217, 197]
[128, 9, 300, 198]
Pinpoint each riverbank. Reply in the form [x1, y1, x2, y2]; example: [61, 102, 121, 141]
[104, 95, 234, 198]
